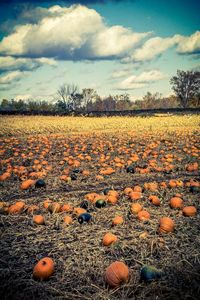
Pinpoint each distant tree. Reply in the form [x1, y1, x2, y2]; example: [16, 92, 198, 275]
[56, 83, 79, 112]
[170, 70, 200, 108]
[114, 94, 132, 110]
[141, 92, 162, 109]
[82, 88, 98, 111]
[0, 99, 10, 110]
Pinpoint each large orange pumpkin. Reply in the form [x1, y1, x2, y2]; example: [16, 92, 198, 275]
[170, 197, 183, 209]
[159, 217, 175, 233]
[33, 257, 54, 280]
[182, 206, 197, 217]
[105, 261, 129, 287]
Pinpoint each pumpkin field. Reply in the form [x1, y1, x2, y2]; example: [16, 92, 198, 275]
[0, 114, 200, 300]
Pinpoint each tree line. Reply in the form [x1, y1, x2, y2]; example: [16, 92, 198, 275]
[1, 70, 199, 113]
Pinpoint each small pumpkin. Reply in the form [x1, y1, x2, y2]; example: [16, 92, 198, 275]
[137, 210, 150, 221]
[35, 179, 46, 188]
[73, 207, 87, 216]
[78, 213, 92, 224]
[20, 179, 35, 190]
[61, 204, 73, 212]
[63, 215, 73, 225]
[107, 195, 117, 205]
[43, 199, 52, 209]
[182, 206, 197, 217]
[123, 187, 133, 196]
[140, 265, 162, 282]
[8, 201, 25, 214]
[103, 233, 117, 246]
[170, 197, 183, 209]
[33, 257, 54, 280]
[33, 215, 45, 225]
[105, 261, 129, 287]
[129, 191, 142, 201]
[112, 216, 123, 226]
[130, 203, 142, 215]
[95, 199, 106, 208]
[159, 217, 175, 233]
[149, 195, 160, 206]
[107, 190, 119, 199]
[48, 202, 61, 213]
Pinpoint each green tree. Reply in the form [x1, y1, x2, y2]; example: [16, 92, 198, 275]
[170, 70, 200, 108]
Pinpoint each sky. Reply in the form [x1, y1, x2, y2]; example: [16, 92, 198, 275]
[0, 0, 199, 102]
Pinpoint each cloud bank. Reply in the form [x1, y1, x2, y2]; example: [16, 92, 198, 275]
[0, 5, 150, 60]
[0, 4, 199, 89]
[117, 70, 166, 90]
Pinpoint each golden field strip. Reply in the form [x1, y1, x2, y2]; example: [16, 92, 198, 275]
[0, 114, 200, 136]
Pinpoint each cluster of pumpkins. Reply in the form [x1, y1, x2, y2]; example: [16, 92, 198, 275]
[33, 257, 163, 287]
[1, 179, 198, 288]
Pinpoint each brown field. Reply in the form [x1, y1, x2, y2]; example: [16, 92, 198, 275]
[0, 114, 200, 300]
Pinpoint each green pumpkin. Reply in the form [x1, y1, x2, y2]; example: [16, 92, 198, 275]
[140, 265, 162, 282]
[95, 199, 106, 208]
[190, 186, 200, 193]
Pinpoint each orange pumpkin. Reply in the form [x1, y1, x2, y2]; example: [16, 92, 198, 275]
[133, 185, 142, 192]
[149, 195, 160, 206]
[130, 203, 142, 215]
[61, 204, 73, 212]
[73, 207, 87, 216]
[8, 201, 25, 214]
[0, 172, 11, 181]
[159, 217, 175, 233]
[107, 195, 118, 205]
[63, 215, 73, 224]
[43, 199, 52, 209]
[129, 191, 142, 201]
[33, 215, 45, 225]
[105, 261, 129, 287]
[170, 197, 183, 209]
[112, 216, 123, 226]
[103, 233, 118, 246]
[20, 179, 35, 190]
[48, 202, 61, 213]
[33, 257, 54, 280]
[182, 206, 197, 217]
[107, 190, 119, 199]
[123, 187, 133, 196]
[137, 210, 150, 221]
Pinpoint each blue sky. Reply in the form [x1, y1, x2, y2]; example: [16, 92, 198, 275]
[0, 0, 199, 101]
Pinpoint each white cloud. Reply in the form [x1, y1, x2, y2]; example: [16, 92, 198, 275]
[110, 68, 132, 79]
[0, 71, 28, 84]
[0, 56, 56, 72]
[124, 31, 200, 63]
[117, 70, 166, 90]
[0, 4, 149, 60]
[130, 35, 181, 62]
[177, 31, 200, 54]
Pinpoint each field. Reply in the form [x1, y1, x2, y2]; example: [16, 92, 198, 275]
[0, 114, 200, 300]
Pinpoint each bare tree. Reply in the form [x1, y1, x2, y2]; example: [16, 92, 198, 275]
[82, 88, 98, 111]
[170, 70, 200, 108]
[56, 83, 79, 112]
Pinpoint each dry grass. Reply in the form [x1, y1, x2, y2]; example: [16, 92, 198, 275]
[0, 115, 200, 300]
[0, 114, 199, 136]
